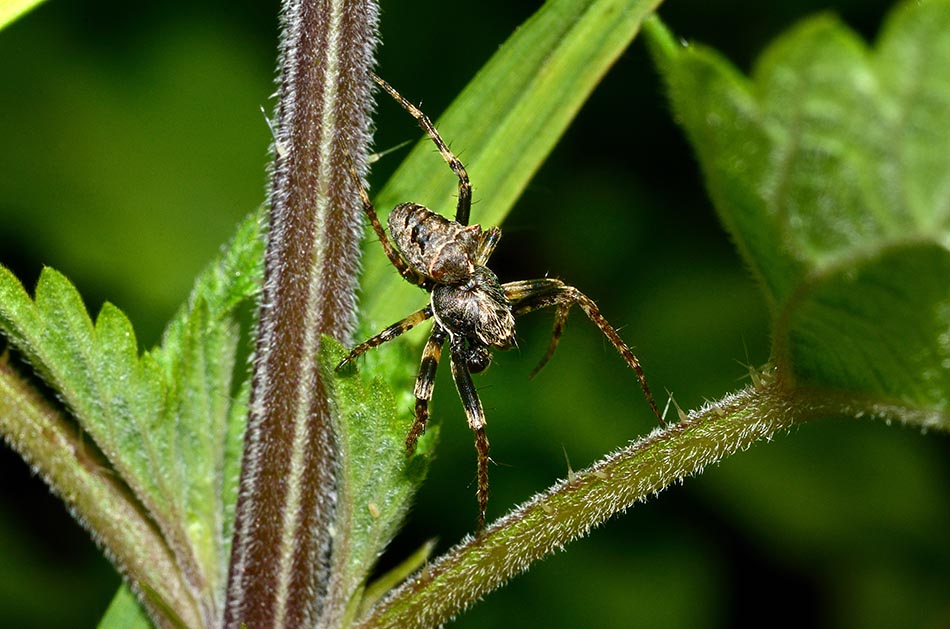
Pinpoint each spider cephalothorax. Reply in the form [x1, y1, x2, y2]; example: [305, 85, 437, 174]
[338, 73, 661, 531]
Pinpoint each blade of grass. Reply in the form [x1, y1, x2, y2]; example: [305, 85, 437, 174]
[0, 0, 46, 30]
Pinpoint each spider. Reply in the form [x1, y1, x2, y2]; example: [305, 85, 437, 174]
[339, 73, 661, 531]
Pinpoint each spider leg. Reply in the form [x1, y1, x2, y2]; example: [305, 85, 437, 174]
[407, 324, 448, 454]
[503, 279, 663, 424]
[526, 303, 570, 380]
[448, 335, 491, 532]
[344, 156, 431, 288]
[371, 72, 472, 226]
[336, 306, 433, 370]
[475, 226, 502, 266]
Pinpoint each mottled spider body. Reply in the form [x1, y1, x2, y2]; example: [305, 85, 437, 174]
[339, 73, 660, 530]
[389, 202, 481, 284]
[432, 266, 515, 351]
[390, 201, 516, 365]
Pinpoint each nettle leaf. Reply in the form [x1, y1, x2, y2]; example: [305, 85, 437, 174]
[148, 211, 263, 612]
[0, 211, 263, 626]
[650, 1, 950, 423]
[322, 338, 435, 624]
[0, 265, 171, 514]
[0, 265, 200, 624]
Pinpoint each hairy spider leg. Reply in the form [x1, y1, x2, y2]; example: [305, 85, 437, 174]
[370, 72, 472, 226]
[336, 306, 433, 370]
[344, 158, 432, 289]
[406, 324, 448, 454]
[447, 335, 491, 531]
[475, 226, 502, 266]
[526, 304, 570, 381]
[503, 279, 663, 424]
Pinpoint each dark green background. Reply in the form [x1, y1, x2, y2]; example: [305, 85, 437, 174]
[1, 0, 947, 627]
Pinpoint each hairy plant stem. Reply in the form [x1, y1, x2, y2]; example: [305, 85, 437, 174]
[0, 360, 195, 628]
[353, 374, 898, 628]
[224, 0, 378, 626]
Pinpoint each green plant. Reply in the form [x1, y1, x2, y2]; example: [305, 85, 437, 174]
[0, 0, 947, 627]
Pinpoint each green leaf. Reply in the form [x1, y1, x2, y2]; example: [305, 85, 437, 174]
[322, 338, 435, 626]
[0, 212, 263, 626]
[0, 0, 46, 30]
[150, 211, 263, 603]
[0, 265, 174, 554]
[648, 1, 950, 423]
[97, 585, 153, 629]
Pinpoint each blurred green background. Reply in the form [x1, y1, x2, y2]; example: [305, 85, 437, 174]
[1, 0, 948, 627]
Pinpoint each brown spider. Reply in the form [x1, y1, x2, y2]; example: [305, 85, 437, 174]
[339, 73, 661, 531]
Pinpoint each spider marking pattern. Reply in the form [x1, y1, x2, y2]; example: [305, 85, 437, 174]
[338, 73, 661, 531]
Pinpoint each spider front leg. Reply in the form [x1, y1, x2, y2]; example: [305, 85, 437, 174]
[504, 279, 663, 424]
[370, 73, 472, 226]
[345, 157, 431, 288]
[406, 324, 448, 454]
[447, 335, 491, 532]
[336, 306, 433, 370]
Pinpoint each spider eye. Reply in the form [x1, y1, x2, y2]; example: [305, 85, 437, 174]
[465, 345, 492, 373]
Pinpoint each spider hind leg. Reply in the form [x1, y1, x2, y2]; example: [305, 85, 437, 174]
[504, 278, 663, 424]
[448, 335, 491, 531]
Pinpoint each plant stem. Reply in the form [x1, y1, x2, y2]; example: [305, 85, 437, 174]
[0, 360, 195, 628]
[224, 0, 378, 626]
[355, 375, 848, 628]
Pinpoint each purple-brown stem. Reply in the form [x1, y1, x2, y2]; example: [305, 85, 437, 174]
[224, 0, 378, 626]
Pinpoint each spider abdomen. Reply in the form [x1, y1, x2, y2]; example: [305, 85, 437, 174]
[389, 202, 481, 283]
[431, 265, 516, 349]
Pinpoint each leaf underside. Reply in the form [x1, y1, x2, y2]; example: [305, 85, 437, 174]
[650, 0, 950, 422]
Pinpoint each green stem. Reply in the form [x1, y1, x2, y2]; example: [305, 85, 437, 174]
[0, 360, 196, 629]
[354, 371, 887, 628]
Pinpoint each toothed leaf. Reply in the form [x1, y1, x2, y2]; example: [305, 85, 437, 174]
[322, 338, 434, 623]
[0, 212, 263, 625]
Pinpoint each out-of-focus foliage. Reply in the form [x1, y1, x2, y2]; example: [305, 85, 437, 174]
[651, 6, 950, 417]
